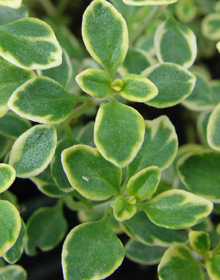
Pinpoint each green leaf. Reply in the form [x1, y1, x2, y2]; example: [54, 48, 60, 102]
[0, 57, 36, 118]
[0, 0, 22, 9]
[206, 254, 220, 280]
[76, 69, 112, 98]
[25, 203, 67, 255]
[0, 200, 21, 256]
[118, 74, 158, 102]
[182, 73, 216, 111]
[188, 231, 210, 255]
[175, 0, 197, 24]
[0, 18, 62, 70]
[158, 244, 205, 280]
[3, 220, 26, 264]
[142, 63, 196, 108]
[0, 265, 27, 280]
[127, 166, 161, 201]
[62, 219, 125, 280]
[125, 239, 166, 264]
[120, 47, 153, 75]
[62, 144, 121, 200]
[154, 15, 197, 68]
[197, 111, 211, 147]
[77, 121, 95, 147]
[0, 163, 16, 193]
[122, 0, 178, 5]
[37, 48, 72, 88]
[30, 166, 69, 198]
[122, 211, 188, 246]
[141, 189, 213, 229]
[177, 150, 220, 202]
[0, 111, 31, 139]
[82, 0, 128, 78]
[128, 115, 178, 178]
[94, 100, 145, 167]
[8, 76, 76, 125]
[113, 196, 137, 221]
[51, 138, 77, 193]
[0, 4, 28, 26]
[207, 103, 220, 150]
[9, 124, 57, 178]
[202, 13, 220, 41]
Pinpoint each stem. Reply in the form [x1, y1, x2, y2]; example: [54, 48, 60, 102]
[56, 101, 95, 132]
[130, 5, 166, 45]
[64, 124, 75, 143]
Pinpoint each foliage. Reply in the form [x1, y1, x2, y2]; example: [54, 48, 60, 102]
[1, 0, 220, 279]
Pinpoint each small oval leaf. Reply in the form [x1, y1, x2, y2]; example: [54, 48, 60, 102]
[158, 245, 205, 280]
[0, 18, 62, 70]
[119, 74, 158, 102]
[0, 200, 21, 256]
[188, 231, 210, 255]
[76, 69, 112, 98]
[82, 0, 128, 78]
[128, 115, 178, 178]
[127, 166, 161, 201]
[62, 219, 125, 280]
[113, 196, 137, 221]
[177, 150, 220, 202]
[141, 189, 213, 229]
[94, 100, 145, 167]
[9, 124, 57, 178]
[154, 15, 197, 68]
[142, 63, 196, 108]
[0, 163, 16, 193]
[207, 103, 220, 150]
[8, 76, 76, 125]
[62, 144, 121, 200]
[122, 0, 178, 6]
[25, 204, 67, 255]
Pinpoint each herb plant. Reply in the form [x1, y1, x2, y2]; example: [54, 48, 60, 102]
[1, 0, 220, 279]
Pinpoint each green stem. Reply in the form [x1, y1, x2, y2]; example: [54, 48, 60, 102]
[130, 5, 165, 45]
[57, 0, 70, 15]
[64, 124, 75, 143]
[56, 101, 95, 132]
[72, 191, 94, 210]
[102, 206, 113, 223]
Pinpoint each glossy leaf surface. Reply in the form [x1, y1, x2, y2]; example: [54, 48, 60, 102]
[62, 144, 121, 200]
[9, 124, 57, 178]
[82, 0, 128, 78]
[94, 100, 145, 167]
[0, 18, 62, 70]
[8, 77, 75, 124]
[142, 63, 196, 108]
[62, 219, 124, 280]
[141, 190, 213, 229]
